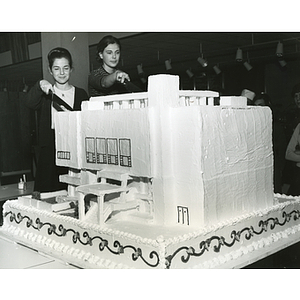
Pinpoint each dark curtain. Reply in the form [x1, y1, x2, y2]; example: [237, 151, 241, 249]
[9, 33, 29, 63]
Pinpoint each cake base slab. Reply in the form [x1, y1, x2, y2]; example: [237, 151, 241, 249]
[2, 196, 300, 269]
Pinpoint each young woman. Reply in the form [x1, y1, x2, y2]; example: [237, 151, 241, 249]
[286, 122, 300, 196]
[88, 35, 130, 96]
[25, 47, 88, 197]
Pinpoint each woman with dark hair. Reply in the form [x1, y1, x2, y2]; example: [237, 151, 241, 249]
[25, 47, 88, 197]
[285, 83, 300, 196]
[88, 35, 130, 96]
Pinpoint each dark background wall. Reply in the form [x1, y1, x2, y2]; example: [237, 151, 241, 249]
[1, 32, 300, 185]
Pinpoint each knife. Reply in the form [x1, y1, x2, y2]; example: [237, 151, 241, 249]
[49, 90, 73, 111]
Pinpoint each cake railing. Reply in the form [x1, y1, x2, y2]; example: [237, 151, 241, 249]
[87, 92, 149, 110]
[86, 89, 221, 111]
[178, 90, 219, 107]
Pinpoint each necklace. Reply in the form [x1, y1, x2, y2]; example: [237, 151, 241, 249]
[54, 85, 73, 98]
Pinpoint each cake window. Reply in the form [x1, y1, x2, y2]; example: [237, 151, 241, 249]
[57, 151, 71, 160]
[107, 138, 118, 165]
[96, 138, 107, 164]
[119, 138, 132, 167]
[86, 137, 96, 163]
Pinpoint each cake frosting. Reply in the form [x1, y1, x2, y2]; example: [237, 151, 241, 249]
[2, 194, 300, 268]
[1, 74, 299, 268]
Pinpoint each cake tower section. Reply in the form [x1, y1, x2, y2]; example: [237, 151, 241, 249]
[54, 74, 274, 228]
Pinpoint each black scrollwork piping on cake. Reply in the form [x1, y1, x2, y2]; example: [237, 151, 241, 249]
[165, 209, 300, 269]
[4, 211, 159, 268]
[5, 208, 300, 268]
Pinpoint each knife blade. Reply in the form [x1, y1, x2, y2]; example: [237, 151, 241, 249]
[49, 90, 73, 111]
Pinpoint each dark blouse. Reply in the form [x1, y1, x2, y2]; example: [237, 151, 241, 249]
[24, 81, 88, 147]
[88, 65, 128, 97]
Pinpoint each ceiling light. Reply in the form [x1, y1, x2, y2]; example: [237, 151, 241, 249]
[276, 42, 283, 57]
[186, 69, 194, 78]
[137, 64, 144, 75]
[213, 65, 221, 75]
[243, 61, 253, 71]
[165, 59, 172, 70]
[279, 59, 287, 67]
[236, 48, 243, 62]
[197, 57, 208, 67]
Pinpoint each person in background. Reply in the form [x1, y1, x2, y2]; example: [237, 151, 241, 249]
[285, 83, 300, 196]
[254, 92, 286, 193]
[241, 89, 256, 105]
[88, 35, 130, 97]
[285, 121, 300, 196]
[25, 47, 88, 198]
[253, 92, 271, 106]
[285, 83, 300, 137]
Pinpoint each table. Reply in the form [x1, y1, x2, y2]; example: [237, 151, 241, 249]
[0, 232, 79, 269]
[0, 181, 34, 202]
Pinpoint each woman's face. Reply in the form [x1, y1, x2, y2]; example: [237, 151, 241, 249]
[49, 57, 72, 85]
[99, 43, 120, 72]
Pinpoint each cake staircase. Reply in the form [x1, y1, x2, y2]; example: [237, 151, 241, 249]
[76, 171, 140, 226]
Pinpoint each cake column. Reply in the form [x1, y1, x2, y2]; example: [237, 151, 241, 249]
[148, 75, 179, 225]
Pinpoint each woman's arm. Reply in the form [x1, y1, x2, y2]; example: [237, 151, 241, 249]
[89, 69, 130, 90]
[286, 123, 300, 162]
[102, 70, 130, 87]
[24, 80, 52, 110]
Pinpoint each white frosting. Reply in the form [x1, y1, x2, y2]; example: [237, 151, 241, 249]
[2, 196, 300, 269]
[54, 75, 274, 229]
[2, 75, 298, 268]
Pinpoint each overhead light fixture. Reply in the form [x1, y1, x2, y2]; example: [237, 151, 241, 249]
[165, 59, 172, 70]
[243, 61, 253, 71]
[186, 69, 194, 78]
[243, 52, 252, 71]
[213, 65, 221, 75]
[279, 59, 287, 67]
[140, 77, 147, 84]
[137, 64, 144, 75]
[198, 43, 208, 67]
[236, 48, 243, 62]
[197, 57, 208, 67]
[276, 42, 283, 57]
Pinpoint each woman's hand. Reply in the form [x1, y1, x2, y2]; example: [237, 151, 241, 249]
[39, 80, 54, 94]
[115, 71, 130, 84]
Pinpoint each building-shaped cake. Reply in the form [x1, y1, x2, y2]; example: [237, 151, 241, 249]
[54, 74, 274, 228]
[4, 74, 300, 269]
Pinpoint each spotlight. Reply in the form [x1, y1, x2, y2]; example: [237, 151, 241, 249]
[186, 69, 194, 78]
[243, 61, 253, 71]
[197, 57, 208, 67]
[236, 48, 243, 62]
[140, 77, 147, 84]
[276, 42, 283, 57]
[137, 64, 144, 75]
[165, 59, 172, 70]
[213, 65, 221, 75]
[279, 59, 287, 67]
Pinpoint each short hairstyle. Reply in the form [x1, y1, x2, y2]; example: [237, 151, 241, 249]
[47, 47, 73, 69]
[96, 35, 121, 62]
